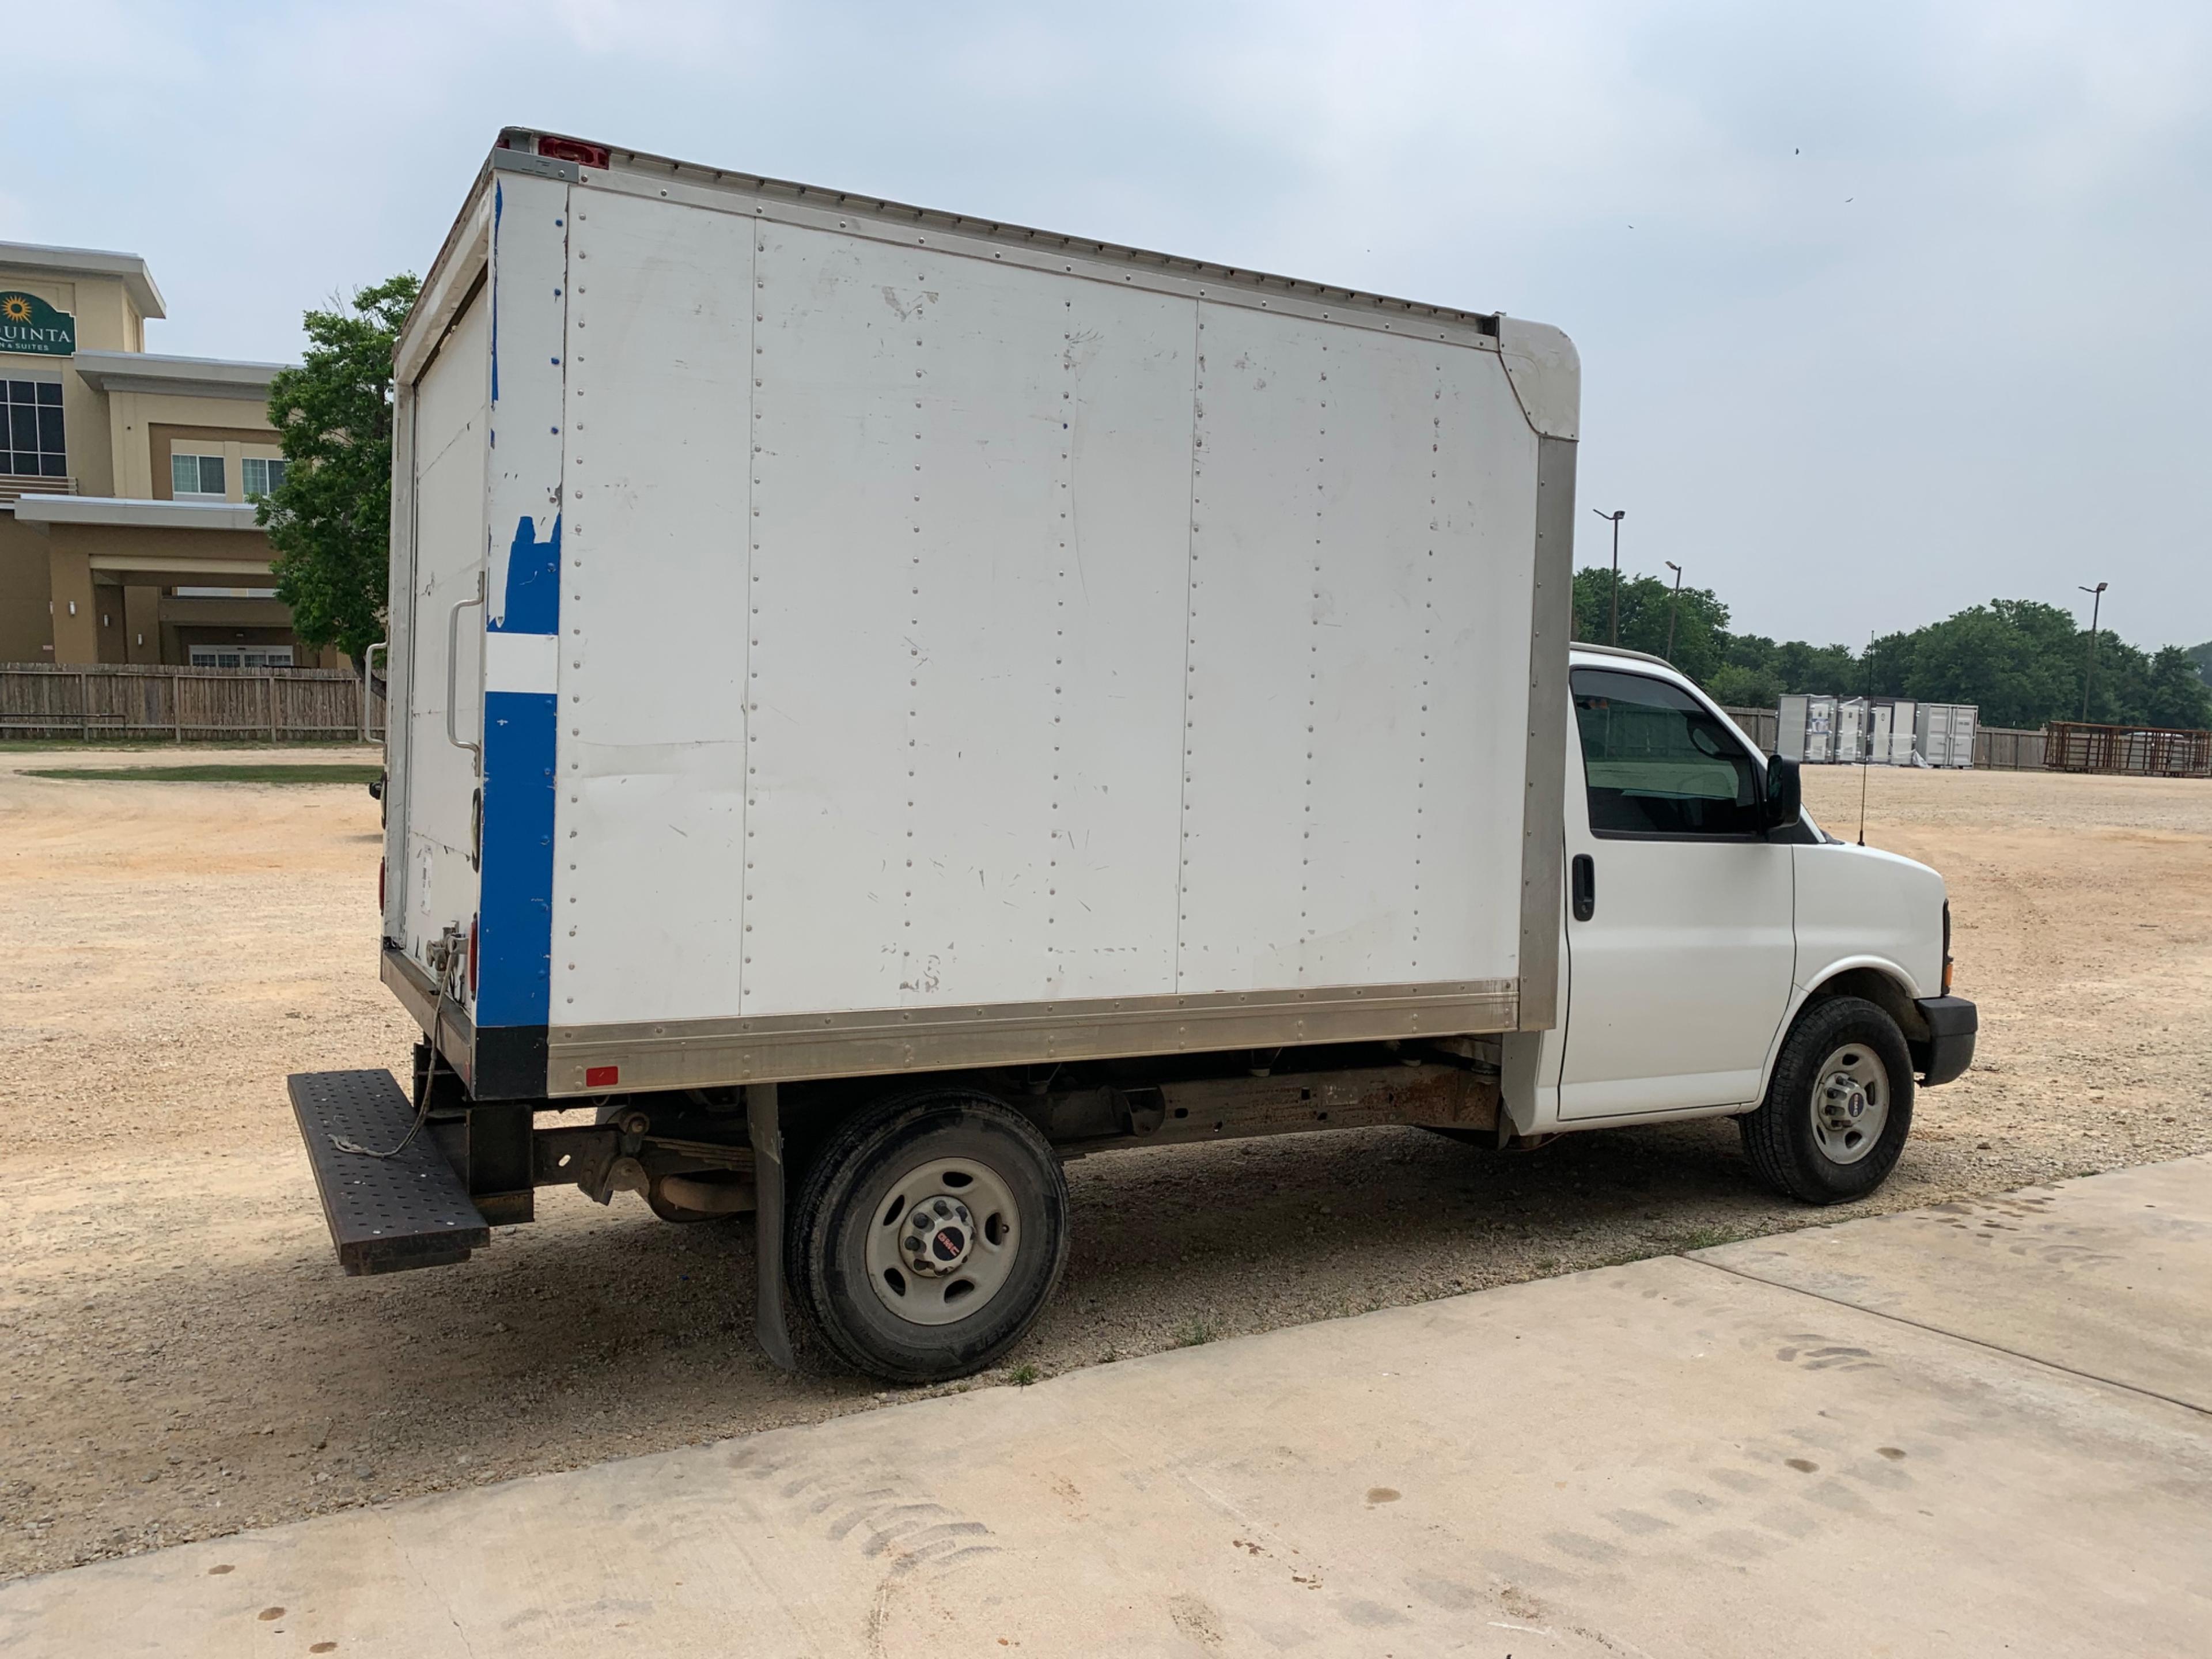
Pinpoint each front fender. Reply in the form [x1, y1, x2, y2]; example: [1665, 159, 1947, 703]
[1793, 842, 1944, 998]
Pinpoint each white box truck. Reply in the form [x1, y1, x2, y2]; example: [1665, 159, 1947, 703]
[291, 130, 1976, 1383]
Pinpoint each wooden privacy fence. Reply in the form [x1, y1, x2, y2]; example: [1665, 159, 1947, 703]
[0, 663, 387, 743]
[1721, 706, 1779, 752]
[2043, 721, 2212, 777]
[1976, 726, 2046, 771]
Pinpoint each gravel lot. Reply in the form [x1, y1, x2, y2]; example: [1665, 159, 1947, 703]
[2, 748, 2208, 1580]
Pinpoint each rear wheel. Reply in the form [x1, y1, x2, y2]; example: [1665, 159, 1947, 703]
[1738, 995, 1913, 1204]
[792, 1090, 1069, 1384]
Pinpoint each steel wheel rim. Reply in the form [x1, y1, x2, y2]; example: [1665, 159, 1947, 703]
[1810, 1043, 1890, 1165]
[863, 1156, 1022, 1327]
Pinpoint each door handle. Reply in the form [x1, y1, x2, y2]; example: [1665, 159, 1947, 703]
[445, 571, 485, 766]
[1571, 854, 1596, 922]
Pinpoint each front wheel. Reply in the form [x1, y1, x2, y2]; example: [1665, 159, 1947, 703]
[792, 1089, 1069, 1384]
[1738, 995, 1914, 1205]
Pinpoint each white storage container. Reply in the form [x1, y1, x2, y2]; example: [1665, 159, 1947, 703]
[1914, 703, 1979, 768]
[1835, 698, 1868, 764]
[1776, 694, 1811, 762]
[1778, 695, 1843, 763]
[1855, 698, 1917, 765]
[1877, 699, 1918, 764]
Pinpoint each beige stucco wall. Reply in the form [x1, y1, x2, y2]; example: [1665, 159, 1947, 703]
[124, 399, 281, 499]
[0, 266, 138, 495]
[27, 520, 280, 665]
[0, 513, 55, 662]
[142, 419, 284, 502]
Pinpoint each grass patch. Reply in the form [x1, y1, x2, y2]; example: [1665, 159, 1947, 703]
[1173, 1318, 1219, 1349]
[0, 739, 375, 753]
[1007, 1362, 1040, 1387]
[22, 764, 382, 786]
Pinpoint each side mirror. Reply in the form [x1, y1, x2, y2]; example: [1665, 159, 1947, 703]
[1762, 754, 1801, 830]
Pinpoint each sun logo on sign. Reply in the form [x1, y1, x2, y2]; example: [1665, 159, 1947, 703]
[0, 296, 32, 324]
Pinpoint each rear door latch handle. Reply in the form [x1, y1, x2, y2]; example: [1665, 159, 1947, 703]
[1571, 854, 1596, 922]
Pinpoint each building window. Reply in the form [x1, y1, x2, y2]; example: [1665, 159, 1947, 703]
[172, 453, 226, 498]
[189, 645, 294, 669]
[241, 456, 287, 497]
[5, 380, 65, 478]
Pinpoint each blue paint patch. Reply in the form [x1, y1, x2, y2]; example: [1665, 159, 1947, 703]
[490, 514, 559, 635]
[477, 690, 557, 1029]
[476, 508, 559, 1032]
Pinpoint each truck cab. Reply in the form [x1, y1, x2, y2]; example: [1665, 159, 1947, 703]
[1510, 643, 1976, 1201]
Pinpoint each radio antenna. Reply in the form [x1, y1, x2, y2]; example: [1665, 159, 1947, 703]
[1858, 630, 1874, 846]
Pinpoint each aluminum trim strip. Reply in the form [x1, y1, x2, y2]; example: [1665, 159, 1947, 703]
[574, 165, 1504, 354]
[1516, 434, 1576, 1030]
[543, 980, 1520, 1097]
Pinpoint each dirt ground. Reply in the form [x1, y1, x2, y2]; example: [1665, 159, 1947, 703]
[2, 749, 2208, 1581]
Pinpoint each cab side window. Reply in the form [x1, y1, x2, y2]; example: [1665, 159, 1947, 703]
[1572, 667, 1763, 838]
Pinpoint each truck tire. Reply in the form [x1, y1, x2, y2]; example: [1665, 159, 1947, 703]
[793, 1089, 1069, 1384]
[1738, 995, 1914, 1205]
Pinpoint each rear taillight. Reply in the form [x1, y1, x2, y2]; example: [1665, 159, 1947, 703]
[378, 856, 386, 912]
[468, 915, 480, 999]
[1941, 902, 1954, 995]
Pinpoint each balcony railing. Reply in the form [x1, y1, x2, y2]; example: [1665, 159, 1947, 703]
[0, 474, 79, 505]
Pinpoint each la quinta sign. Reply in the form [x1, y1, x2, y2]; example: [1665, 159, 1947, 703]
[0, 293, 75, 358]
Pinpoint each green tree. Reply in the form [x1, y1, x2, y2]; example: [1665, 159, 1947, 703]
[1569, 565, 1730, 685]
[2129, 646, 2212, 730]
[1881, 600, 2082, 728]
[257, 274, 421, 665]
[1566, 561, 2207, 731]
[1703, 630, 1857, 708]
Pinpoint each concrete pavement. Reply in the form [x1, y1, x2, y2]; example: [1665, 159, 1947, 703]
[6, 1156, 2209, 1657]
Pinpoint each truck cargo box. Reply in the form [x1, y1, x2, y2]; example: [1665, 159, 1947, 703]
[380, 130, 1579, 1102]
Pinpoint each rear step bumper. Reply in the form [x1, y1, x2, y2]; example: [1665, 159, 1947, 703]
[289, 1070, 490, 1274]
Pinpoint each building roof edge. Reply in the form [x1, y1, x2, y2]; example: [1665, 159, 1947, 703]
[0, 241, 166, 320]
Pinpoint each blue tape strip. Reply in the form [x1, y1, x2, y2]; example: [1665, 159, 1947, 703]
[476, 514, 559, 1030]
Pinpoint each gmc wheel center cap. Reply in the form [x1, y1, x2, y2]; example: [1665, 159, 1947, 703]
[902, 1197, 974, 1276]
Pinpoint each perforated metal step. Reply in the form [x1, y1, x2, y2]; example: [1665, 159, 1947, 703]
[289, 1069, 491, 1275]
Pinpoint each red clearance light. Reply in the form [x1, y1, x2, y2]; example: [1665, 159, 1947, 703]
[467, 915, 480, 999]
[378, 856, 386, 912]
[585, 1065, 620, 1089]
[539, 136, 610, 169]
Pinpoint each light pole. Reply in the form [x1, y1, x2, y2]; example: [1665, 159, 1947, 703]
[1663, 560, 1684, 662]
[1592, 509, 1626, 645]
[2078, 581, 2108, 721]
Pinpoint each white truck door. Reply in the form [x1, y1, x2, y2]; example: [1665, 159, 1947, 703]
[396, 283, 490, 975]
[1558, 666, 1796, 1119]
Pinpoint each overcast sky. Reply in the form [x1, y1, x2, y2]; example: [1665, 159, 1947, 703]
[9, 1, 2206, 647]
